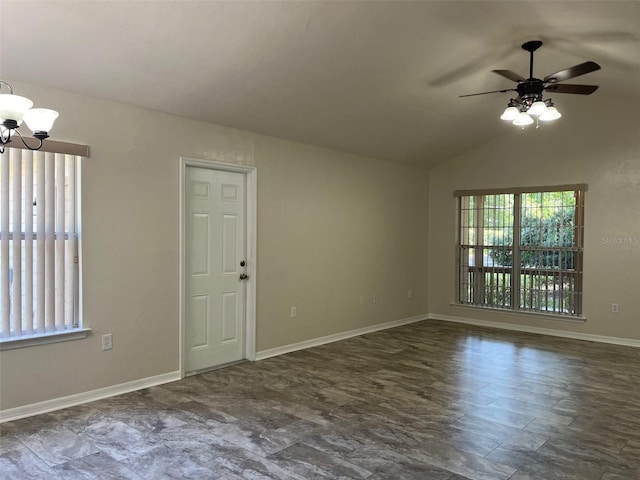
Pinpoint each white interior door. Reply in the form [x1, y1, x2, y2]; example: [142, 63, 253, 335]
[185, 166, 247, 373]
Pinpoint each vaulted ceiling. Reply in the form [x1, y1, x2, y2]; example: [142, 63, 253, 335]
[1, 1, 639, 167]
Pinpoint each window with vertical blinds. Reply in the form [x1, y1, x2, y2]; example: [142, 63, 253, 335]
[455, 185, 585, 317]
[0, 146, 84, 346]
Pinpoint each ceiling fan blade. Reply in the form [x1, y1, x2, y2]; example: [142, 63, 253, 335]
[544, 61, 601, 83]
[459, 88, 516, 98]
[545, 84, 599, 95]
[492, 70, 525, 82]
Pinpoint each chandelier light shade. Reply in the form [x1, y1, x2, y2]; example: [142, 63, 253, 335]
[22, 108, 59, 134]
[0, 94, 33, 121]
[512, 112, 534, 126]
[527, 101, 547, 116]
[539, 106, 562, 122]
[500, 106, 519, 121]
[0, 81, 59, 153]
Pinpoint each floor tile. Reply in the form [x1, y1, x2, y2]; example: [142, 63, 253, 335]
[77, 419, 158, 462]
[269, 442, 371, 479]
[17, 424, 99, 466]
[346, 443, 455, 479]
[0, 442, 63, 479]
[53, 451, 143, 479]
[122, 445, 219, 479]
[406, 438, 517, 480]
[206, 447, 306, 480]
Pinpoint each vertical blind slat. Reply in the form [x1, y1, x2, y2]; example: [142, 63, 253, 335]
[11, 148, 22, 335]
[65, 156, 76, 329]
[1, 150, 9, 337]
[35, 151, 46, 333]
[24, 151, 34, 334]
[55, 153, 65, 331]
[45, 152, 55, 331]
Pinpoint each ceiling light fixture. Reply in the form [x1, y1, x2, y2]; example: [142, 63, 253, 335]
[0, 81, 59, 154]
[500, 96, 561, 128]
[461, 40, 600, 130]
[498, 42, 565, 128]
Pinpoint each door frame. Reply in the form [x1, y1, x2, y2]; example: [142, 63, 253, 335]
[179, 156, 257, 377]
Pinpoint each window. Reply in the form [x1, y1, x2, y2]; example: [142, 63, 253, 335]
[1, 145, 86, 348]
[456, 185, 585, 317]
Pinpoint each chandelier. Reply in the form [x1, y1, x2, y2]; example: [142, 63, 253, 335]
[0, 81, 59, 154]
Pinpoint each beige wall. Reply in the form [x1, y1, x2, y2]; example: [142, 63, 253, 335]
[429, 93, 640, 340]
[255, 136, 429, 349]
[0, 82, 429, 410]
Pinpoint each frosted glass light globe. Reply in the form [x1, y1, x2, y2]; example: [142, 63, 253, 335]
[528, 101, 547, 116]
[513, 112, 534, 126]
[0, 94, 33, 121]
[23, 108, 59, 133]
[500, 106, 519, 121]
[539, 106, 562, 121]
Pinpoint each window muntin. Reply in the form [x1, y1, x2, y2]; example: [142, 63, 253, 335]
[457, 187, 584, 317]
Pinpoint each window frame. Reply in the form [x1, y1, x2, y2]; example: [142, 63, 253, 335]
[0, 140, 89, 350]
[455, 184, 586, 319]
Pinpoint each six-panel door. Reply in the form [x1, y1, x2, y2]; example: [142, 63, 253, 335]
[185, 166, 246, 373]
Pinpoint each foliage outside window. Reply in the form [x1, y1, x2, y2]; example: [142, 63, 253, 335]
[456, 186, 585, 317]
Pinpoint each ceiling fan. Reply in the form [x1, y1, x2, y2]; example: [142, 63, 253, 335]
[460, 40, 601, 126]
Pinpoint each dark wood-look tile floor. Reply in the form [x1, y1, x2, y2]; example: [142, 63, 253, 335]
[2, 320, 640, 479]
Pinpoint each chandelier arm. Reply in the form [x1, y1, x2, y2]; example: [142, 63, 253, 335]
[0, 127, 11, 144]
[13, 128, 44, 151]
[0, 81, 14, 94]
[0, 124, 11, 153]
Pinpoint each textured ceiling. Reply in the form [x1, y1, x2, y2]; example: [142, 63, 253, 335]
[1, 1, 639, 167]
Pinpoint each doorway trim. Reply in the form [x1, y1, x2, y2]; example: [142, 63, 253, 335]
[179, 157, 257, 378]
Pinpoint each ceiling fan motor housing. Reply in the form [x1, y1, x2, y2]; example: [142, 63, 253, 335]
[516, 79, 545, 104]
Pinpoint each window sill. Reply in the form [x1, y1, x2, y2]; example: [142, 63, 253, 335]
[450, 303, 587, 323]
[0, 328, 91, 351]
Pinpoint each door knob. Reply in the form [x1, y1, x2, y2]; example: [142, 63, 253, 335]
[239, 273, 249, 280]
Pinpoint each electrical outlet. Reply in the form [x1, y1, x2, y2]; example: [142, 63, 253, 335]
[408, 289, 413, 298]
[611, 303, 619, 313]
[290, 306, 297, 318]
[373, 294, 378, 304]
[359, 296, 364, 305]
[102, 334, 113, 351]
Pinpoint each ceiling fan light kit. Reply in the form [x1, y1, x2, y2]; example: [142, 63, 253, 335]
[0, 80, 59, 153]
[461, 40, 600, 129]
[501, 98, 562, 127]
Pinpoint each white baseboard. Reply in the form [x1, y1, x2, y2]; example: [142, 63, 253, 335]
[429, 313, 640, 348]
[255, 313, 429, 361]
[8, 312, 634, 423]
[2, 315, 427, 423]
[0, 370, 181, 423]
